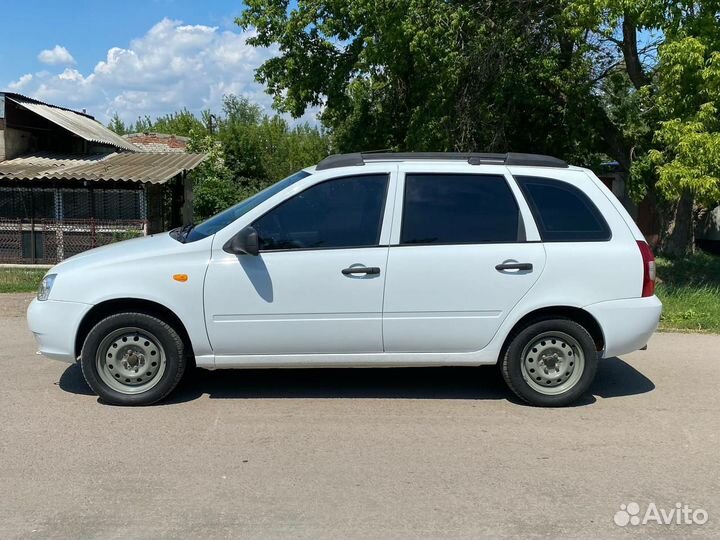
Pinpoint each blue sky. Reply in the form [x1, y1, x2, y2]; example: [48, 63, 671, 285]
[0, 0, 289, 124]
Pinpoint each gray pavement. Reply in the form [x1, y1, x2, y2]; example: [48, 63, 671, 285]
[0, 293, 718, 539]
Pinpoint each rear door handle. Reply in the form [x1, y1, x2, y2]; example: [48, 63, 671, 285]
[495, 262, 533, 271]
[342, 266, 381, 276]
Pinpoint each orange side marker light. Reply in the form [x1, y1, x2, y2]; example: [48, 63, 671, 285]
[173, 274, 189, 282]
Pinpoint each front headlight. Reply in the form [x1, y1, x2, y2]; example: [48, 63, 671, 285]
[37, 274, 57, 301]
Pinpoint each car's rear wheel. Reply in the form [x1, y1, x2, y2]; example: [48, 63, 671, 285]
[501, 318, 598, 407]
[80, 312, 186, 406]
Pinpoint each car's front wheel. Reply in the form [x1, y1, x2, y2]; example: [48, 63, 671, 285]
[500, 318, 598, 407]
[80, 312, 186, 406]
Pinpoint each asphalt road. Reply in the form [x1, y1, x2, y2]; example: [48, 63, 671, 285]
[1, 293, 719, 540]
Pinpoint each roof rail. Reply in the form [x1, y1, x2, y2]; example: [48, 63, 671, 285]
[315, 152, 568, 171]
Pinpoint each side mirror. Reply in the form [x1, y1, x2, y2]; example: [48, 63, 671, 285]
[223, 226, 260, 256]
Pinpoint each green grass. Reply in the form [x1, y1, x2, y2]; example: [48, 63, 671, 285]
[0, 268, 47, 293]
[656, 252, 720, 333]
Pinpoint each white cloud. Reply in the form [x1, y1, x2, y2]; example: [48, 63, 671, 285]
[8, 73, 33, 90]
[57, 68, 84, 82]
[38, 45, 76, 65]
[7, 18, 315, 126]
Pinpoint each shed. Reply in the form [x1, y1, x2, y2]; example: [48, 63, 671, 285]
[0, 92, 205, 263]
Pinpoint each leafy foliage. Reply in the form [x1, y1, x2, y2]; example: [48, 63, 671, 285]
[238, 0, 598, 160]
[107, 113, 129, 135]
[186, 130, 239, 221]
[650, 37, 720, 204]
[181, 95, 329, 222]
[151, 109, 207, 137]
[216, 95, 329, 200]
[108, 109, 209, 137]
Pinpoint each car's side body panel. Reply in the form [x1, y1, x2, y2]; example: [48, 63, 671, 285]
[35, 232, 214, 358]
[203, 165, 399, 359]
[506, 166, 644, 304]
[204, 247, 390, 355]
[381, 163, 547, 353]
[382, 243, 547, 353]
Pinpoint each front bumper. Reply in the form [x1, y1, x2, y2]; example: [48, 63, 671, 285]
[584, 296, 662, 358]
[27, 298, 92, 363]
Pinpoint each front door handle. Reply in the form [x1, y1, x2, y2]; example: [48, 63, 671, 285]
[495, 262, 533, 272]
[342, 266, 381, 276]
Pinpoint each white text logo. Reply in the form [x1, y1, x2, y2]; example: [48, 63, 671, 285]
[614, 502, 708, 527]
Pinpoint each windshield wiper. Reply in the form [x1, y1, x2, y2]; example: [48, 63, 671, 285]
[180, 222, 195, 243]
[170, 222, 195, 243]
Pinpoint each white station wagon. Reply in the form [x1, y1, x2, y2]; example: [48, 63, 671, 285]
[27, 152, 662, 406]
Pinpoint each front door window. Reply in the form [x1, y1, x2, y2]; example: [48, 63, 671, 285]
[252, 174, 389, 251]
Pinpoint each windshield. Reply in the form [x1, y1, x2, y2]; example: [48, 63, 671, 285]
[182, 170, 311, 243]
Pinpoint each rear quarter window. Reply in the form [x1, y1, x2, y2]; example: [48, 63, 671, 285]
[515, 176, 611, 242]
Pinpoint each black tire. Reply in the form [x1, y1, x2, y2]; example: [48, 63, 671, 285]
[80, 312, 186, 406]
[500, 318, 598, 407]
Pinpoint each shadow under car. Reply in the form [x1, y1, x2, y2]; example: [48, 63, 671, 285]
[58, 355, 654, 407]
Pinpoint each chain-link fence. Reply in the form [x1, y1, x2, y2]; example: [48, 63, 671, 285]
[0, 219, 146, 264]
[0, 219, 23, 263]
[0, 186, 148, 264]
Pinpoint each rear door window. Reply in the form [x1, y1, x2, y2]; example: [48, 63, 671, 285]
[515, 176, 611, 242]
[400, 173, 523, 245]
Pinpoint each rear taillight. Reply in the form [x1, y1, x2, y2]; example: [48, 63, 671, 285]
[637, 240, 656, 297]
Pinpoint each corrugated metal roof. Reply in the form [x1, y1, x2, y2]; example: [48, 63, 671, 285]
[0, 152, 206, 184]
[5, 94, 139, 152]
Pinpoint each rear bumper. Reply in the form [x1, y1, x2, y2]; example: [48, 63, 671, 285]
[584, 296, 662, 358]
[27, 298, 92, 363]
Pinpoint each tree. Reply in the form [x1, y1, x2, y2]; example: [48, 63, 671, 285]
[132, 115, 154, 133]
[187, 128, 239, 221]
[217, 95, 266, 182]
[218, 95, 329, 194]
[151, 108, 206, 137]
[646, 35, 720, 255]
[107, 113, 128, 135]
[573, 1, 720, 255]
[238, 1, 596, 157]
[177, 95, 330, 220]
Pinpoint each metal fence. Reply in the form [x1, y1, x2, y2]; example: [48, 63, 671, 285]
[0, 219, 146, 264]
[0, 186, 146, 221]
[0, 186, 148, 264]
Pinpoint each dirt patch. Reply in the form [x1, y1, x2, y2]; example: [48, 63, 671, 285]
[0, 293, 34, 318]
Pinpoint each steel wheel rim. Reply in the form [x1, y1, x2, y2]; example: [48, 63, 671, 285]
[520, 331, 585, 395]
[96, 327, 166, 395]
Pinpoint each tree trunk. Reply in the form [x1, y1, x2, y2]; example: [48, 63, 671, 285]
[661, 190, 696, 257]
[621, 14, 649, 90]
[582, 95, 633, 172]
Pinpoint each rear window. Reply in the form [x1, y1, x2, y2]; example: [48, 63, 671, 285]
[516, 176, 611, 242]
[400, 173, 522, 245]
